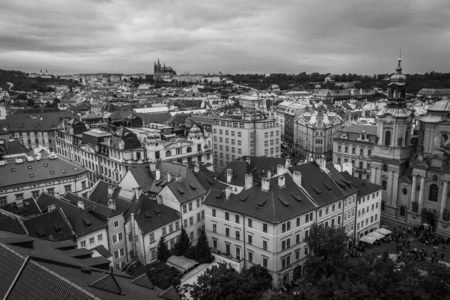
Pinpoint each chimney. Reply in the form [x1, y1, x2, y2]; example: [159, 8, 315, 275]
[245, 157, 251, 165]
[135, 186, 142, 199]
[194, 162, 200, 173]
[285, 158, 291, 169]
[156, 194, 163, 205]
[261, 177, 270, 192]
[226, 169, 233, 183]
[108, 199, 116, 210]
[149, 162, 156, 171]
[48, 204, 56, 212]
[108, 186, 114, 197]
[293, 171, 302, 187]
[245, 174, 253, 190]
[167, 172, 172, 182]
[267, 170, 272, 178]
[321, 155, 326, 171]
[155, 169, 161, 180]
[225, 186, 232, 199]
[278, 175, 286, 188]
[176, 173, 182, 182]
[16, 199, 24, 208]
[277, 164, 284, 176]
[77, 201, 84, 210]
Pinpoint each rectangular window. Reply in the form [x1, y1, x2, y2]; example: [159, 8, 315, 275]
[225, 228, 230, 237]
[183, 219, 188, 228]
[98, 234, 103, 242]
[197, 213, 201, 223]
[235, 215, 240, 224]
[189, 217, 193, 226]
[213, 224, 217, 233]
[80, 240, 86, 248]
[263, 240, 268, 250]
[114, 221, 119, 228]
[118, 232, 123, 241]
[64, 185, 71, 193]
[263, 258, 268, 268]
[89, 237, 95, 245]
[212, 209, 216, 217]
[248, 235, 253, 245]
[226, 244, 231, 255]
[114, 250, 119, 259]
[225, 212, 229, 221]
[183, 204, 187, 214]
[189, 202, 193, 211]
[150, 232, 155, 243]
[120, 248, 124, 257]
[236, 231, 240, 240]
[248, 218, 252, 228]
[113, 235, 118, 243]
[263, 223, 267, 233]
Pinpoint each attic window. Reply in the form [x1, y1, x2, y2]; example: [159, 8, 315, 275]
[11, 168, 15, 172]
[206, 178, 214, 185]
[154, 208, 161, 215]
[278, 196, 290, 207]
[342, 179, 351, 185]
[257, 198, 267, 207]
[291, 193, 302, 202]
[54, 224, 62, 232]
[50, 171, 55, 174]
[155, 179, 163, 186]
[322, 182, 333, 191]
[144, 211, 152, 218]
[36, 228, 46, 237]
[83, 217, 92, 226]
[62, 169, 66, 173]
[74, 167, 78, 171]
[44, 163, 48, 167]
[188, 184, 196, 190]
[177, 188, 184, 194]
[30, 174, 34, 178]
[240, 194, 249, 202]
[215, 191, 223, 199]
[311, 184, 322, 195]
[28, 166, 32, 169]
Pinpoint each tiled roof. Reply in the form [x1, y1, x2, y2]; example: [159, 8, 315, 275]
[167, 176, 207, 204]
[289, 162, 346, 207]
[0, 141, 28, 156]
[0, 210, 27, 235]
[135, 112, 172, 124]
[132, 194, 180, 234]
[129, 167, 154, 193]
[159, 286, 182, 300]
[337, 124, 377, 136]
[0, 157, 88, 189]
[62, 192, 122, 221]
[342, 172, 381, 198]
[89, 274, 122, 295]
[204, 176, 317, 223]
[326, 163, 359, 197]
[37, 193, 106, 237]
[89, 181, 135, 217]
[0, 243, 100, 300]
[22, 208, 75, 241]
[217, 161, 251, 186]
[130, 273, 154, 290]
[0, 198, 41, 218]
[0, 115, 63, 132]
[192, 167, 227, 191]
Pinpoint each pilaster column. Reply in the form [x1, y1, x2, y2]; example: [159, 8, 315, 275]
[410, 175, 417, 210]
[392, 171, 399, 207]
[441, 181, 449, 219]
[418, 176, 425, 212]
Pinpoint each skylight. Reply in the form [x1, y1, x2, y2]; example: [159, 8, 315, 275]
[311, 184, 322, 195]
[257, 198, 267, 207]
[278, 196, 289, 207]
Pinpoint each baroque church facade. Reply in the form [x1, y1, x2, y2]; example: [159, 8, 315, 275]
[371, 58, 450, 237]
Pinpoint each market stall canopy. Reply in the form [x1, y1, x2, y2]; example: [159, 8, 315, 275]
[367, 231, 385, 240]
[359, 235, 376, 244]
[375, 228, 392, 235]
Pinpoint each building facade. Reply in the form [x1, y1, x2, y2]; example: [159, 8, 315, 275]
[212, 115, 281, 172]
[333, 124, 377, 180]
[295, 110, 343, 160]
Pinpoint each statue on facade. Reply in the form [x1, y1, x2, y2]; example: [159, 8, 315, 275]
[443, 209, 450, 222]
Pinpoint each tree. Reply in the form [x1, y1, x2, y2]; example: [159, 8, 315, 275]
[184, 263, 272, 300]
[194, 230, 213, 264]
[304, 223, 349, 284]
[146, 262, 181, 290]
[172, 227, 190, 256]
[157, 236, 171, 262]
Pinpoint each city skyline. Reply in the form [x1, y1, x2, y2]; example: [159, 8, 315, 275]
[1, 0, 450, 75]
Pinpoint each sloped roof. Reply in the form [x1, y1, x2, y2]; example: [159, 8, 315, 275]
[130, 273, 154, 290]
[0, 158, 88, 189]
[342, 172, 381, 198]
[37, 193, 106, 237]
[167, 174, 207, 204]
[131, 194, 180, 234]
[217, 161, 251, 186]
[0, 141, 28, 156]
[22, 209, 75, 241]
[93, 245, 112, 258]
[135, 112, 172, 124]
[204, 176, 316, 223]
[129, 167, 154, 193]
[159, 286, 182, 300]
[0, 210, 26, 234]
[326, 163, 359, 197]
[289, 162, 346, 207]
[89, 180, 135, 218]
[62, 192, 122, 221]
[0, 198, 41, 218]
[166, 255, 198, 273]
[89, 274, 122, 295]
[192, 166, 227, 191]
[0, 243, 100, 300]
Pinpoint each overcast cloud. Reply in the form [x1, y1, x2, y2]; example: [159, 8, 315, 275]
[1, 0, 449, 75]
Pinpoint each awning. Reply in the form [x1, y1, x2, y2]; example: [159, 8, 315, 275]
[367, 231, 385, 240]
[359, 235, 376, 244]
[166, 255, 198, 273]
[375, 228, 392, 235]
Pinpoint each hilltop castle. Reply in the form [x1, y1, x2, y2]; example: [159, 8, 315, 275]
[153, 59, 176, 80]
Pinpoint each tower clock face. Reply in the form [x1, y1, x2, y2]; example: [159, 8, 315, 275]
[383, 164, 388, 172]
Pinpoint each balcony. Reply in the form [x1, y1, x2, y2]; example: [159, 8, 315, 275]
[211, 249, 244, 272]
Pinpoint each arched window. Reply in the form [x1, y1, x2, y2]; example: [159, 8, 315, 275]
[382, 180, 387, 190]
[186, 147, 192, 153]
[385, 131, 391, 146]
[165, 150, 172, 157]
[429, 184, 439, 202]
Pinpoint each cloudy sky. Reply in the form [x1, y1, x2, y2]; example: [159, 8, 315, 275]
[1, 0, 449, 75]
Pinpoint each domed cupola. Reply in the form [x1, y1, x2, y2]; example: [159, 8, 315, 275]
[390, 58, 407, 83]
[146, 131, 161, 145]
[188, 124, 203, 139]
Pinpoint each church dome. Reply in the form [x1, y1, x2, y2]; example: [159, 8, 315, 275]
[189, 125, 201, 134]
[390, 58, 406, 83]
[428, 99, 450, 112]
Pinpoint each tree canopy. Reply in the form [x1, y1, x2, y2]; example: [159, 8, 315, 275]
[157, 236, 171, 262]
[183, 263, 272, 300]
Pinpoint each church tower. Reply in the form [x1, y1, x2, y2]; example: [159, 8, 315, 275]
[371, 56, 413, 222]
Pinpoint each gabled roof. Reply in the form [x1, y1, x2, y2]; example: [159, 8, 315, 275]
[0, 140, 28, 156]
[289, 162, 346, 207]
[325, 163, 359, 197]
[0, 198, 41, 218]
[89, 180, 135, 218]
[167, 176, 207, 204]
[0, 210, 27, 235]
[131, 194, 180, 234]
[135, 112, 172, 124]
[130, 273, 154, 290]
[129, 167, 154, 193]
[191, 166, 227, 191]
[342, 172, 381, 198]
[159, 286, 182, 300]
[204, 176, 316, 223]
[22, 208, 75, 241]
[89, 274, 122, 295]
[217, 161, 251, 186]
[37, 193, 106, 237]
[93, 245, 112, 259]
[62, 192, 122, 221]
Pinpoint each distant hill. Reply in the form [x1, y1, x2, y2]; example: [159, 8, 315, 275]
[0, 69, 78, 93]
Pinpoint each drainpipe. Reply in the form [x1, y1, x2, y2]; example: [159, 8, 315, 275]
[242, 214, 246, 270]
[130, 213, 136, 259]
